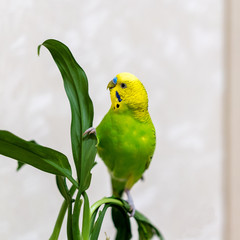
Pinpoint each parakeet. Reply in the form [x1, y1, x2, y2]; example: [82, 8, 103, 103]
[84, 72, 156, 216]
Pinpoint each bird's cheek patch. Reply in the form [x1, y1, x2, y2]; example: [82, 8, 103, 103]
[115, 91, 122, 102]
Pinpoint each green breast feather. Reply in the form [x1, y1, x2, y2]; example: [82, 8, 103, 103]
[96, 108, 156, 196]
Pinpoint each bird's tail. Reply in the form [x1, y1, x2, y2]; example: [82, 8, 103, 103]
[111, 177, 132, 239]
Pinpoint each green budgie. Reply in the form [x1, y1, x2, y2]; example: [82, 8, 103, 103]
[84, 72, 156, 216]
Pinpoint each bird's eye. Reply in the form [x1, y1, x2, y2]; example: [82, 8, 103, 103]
[121, 83, 127, 89]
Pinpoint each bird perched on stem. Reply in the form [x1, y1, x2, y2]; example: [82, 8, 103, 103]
[84, 72, 156, 216]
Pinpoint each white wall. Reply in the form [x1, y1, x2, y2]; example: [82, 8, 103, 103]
[225, 0, 240, 239]
[0, 1, 223, 239]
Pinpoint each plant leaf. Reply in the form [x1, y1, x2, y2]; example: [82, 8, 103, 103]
[0, 130, 78, 187]
[56, 176, 72, 202]
[81, 192, 90, 240]
[16, 141, 36, 171]
[90, 204, 111, 240]
[134, 210, 164, 240]
[72, 190, 83, 240]
[16, 161, 25, 171]
[49, 185, 77, 240]
[111, 206, 132, 240]
[89, 207, 99, 235]
[80, 134, 97, 191]
[90, 197, 132, 240]
[67, 202, 74, 240]
[38, 39, 97, 192]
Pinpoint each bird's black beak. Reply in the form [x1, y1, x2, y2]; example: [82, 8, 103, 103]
[107, 80, 116, 90]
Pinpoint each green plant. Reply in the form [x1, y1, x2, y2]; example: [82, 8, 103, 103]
[0, 39, 164, 240]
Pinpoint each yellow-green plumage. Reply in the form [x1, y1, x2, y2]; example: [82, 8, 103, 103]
[96, 72, 156, 197]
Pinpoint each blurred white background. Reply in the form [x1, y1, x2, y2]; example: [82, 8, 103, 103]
[0, 0, 223, 239]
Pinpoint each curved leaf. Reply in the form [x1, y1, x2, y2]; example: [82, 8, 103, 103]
[90, 197, 132, 240]
[134, 210, 164, 240]
[90, 204, 111, 240]
[0, 130, 78, 187]
[90, 197, 164, 240]
[111, 206, 132, 240]
[56, 176, 72, 202]
[38, 39, 97, 191]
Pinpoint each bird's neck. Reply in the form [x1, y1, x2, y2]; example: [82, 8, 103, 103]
[110, 103, 150, 123]
[131, 107, 151, 122]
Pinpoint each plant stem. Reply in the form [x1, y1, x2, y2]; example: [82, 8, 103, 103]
[49, 185, 77, 240]
[90, 197, 124, 217]
[72, 190, 83, 240]
[49, 199, 68, 240]
[67, 175, 79, 189]
[67, 201, 73, 240]
[81, 192, 90, 240]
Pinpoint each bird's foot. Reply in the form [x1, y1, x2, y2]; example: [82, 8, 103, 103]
[83, 127, 96, 136]
[125, 189, 135, 217]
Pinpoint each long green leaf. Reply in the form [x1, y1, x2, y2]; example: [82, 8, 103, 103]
[111, 206, 132, 240]
[90, 197, 132, 240]
[90, 204, 111, 240]
[16, 140, 37, 171]
[89, 207, 98, 235]
[0, 130, 77, 187]
[38, 39, 97, 191]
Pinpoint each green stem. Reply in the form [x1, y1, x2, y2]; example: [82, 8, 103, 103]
[72, 190, 83, 240]
[49, 200, 68, 240]
[67, 201, 73, 240]
[49, 185, 77, 240]
[67, 175, 79, 189]
[81, 192, 90, 240]
[90, 197, 124, 217]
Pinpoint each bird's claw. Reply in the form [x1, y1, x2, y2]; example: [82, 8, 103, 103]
[83, 127, 96, 136]
[129, 205, 136, 217]
[125, 189, 135, 217]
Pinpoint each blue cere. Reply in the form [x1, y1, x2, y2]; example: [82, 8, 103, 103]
[116, 91, 122, 102]
[113, 77, 117, 84]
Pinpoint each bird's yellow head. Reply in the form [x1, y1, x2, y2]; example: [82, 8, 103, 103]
[107, 72, 149, 119]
